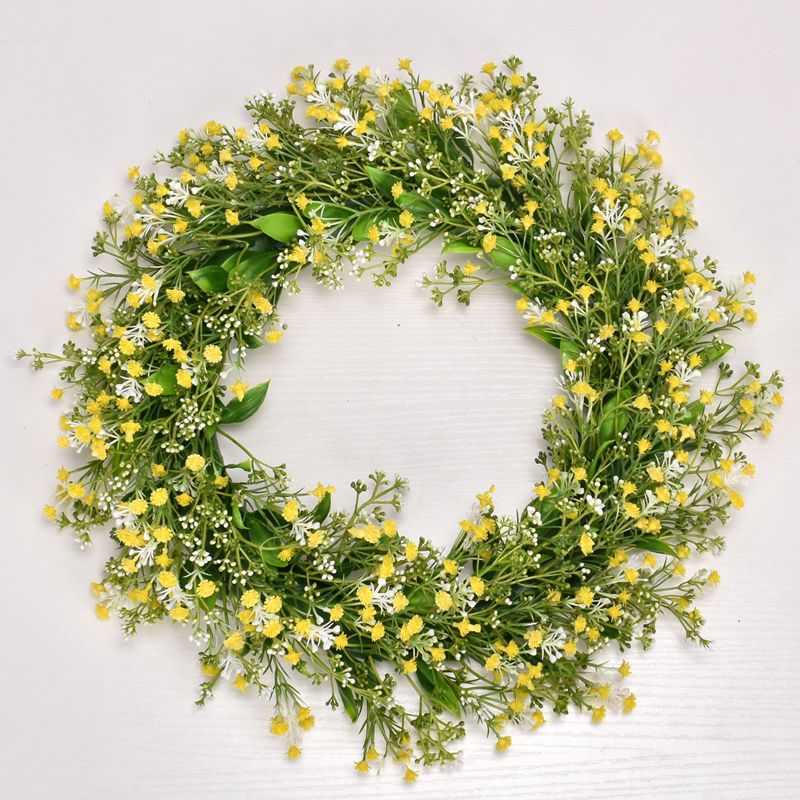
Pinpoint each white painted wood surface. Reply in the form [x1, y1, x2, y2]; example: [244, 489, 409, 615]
[2, 1, 799, 797]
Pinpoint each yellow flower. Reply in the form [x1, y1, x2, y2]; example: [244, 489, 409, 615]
[196, 580, 216, 598]
[241, 589, 260, 608]
[270, 715, 289, 735]
[282, 499, 300, 522]
[230, 379, 249, 401]
[224, 631, 245, 651]
[434, 590, 454, 612]
[150, 487, 168, 506]
[398, 210, 414, 228]
[203, 344, 223, 364]
[454, 617, 481, 636]
[184, 454, 206, 472]
[371, 621, 385, 641]
[157, 571, 177, 589]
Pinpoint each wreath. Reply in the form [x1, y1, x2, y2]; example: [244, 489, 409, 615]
[19, 56, 783, 779]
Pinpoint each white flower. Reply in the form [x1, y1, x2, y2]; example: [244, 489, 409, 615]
[290, 519, 322, 545]
[659, 451, 687, 482]
[156, 581, 191, 610]
[164, 180, 198, 208]
[332, 107, 360, 136]
[131, 538, 159, 567]
[250, 603, 281, 632]
[361, 585, 401, 613]
[107, 194, 137, 228]
[451, 95, 480, 124]
[673, 359, 700, 384]
[114, 377, 143, 402]
[245, 123, 273, 150]
[649, 233, 678, 262]
[220, 649, 244, 680]
[378, 219, 411, 246]
[723, 463, 755, 488]
[293, 620, 340, 652]
[130, 274, 161, 303]
[521, 299, 552, 325]
[593, 199, 628, 233]
[203, 160, 232, 183]
[67, 306, 92, 328]
[622, 309, 650, 333]
[306, 86, 335, 110]
[586, 669, 633, 712]
[526, 508, 542, 525]
[540, 627, 567, 663]
[586, 495, 605, 515]
[124, 321, 153, 347]
[683, 286, 719, 319]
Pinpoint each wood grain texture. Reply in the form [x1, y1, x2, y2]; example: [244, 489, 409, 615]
[2, 1, 799, 797]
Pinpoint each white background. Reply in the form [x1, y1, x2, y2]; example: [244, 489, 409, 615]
[1, 1, 799, 797]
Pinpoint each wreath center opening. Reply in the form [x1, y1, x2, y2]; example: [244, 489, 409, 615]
[221, 253, 556, 544]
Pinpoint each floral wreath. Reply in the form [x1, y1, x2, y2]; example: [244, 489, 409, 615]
[19, 57, 783, 780]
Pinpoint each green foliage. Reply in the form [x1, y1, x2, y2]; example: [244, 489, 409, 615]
[22, 56, 784, 775]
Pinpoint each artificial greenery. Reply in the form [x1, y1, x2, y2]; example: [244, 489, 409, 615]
[19, 56, 783, 779]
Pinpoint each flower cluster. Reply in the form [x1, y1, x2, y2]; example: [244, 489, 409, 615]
[19, 56, 783, 779]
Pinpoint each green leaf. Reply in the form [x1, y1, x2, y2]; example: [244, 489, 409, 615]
[205, 248, 240, 269]
[245, 516, 287, 567]
[406, 587, 433, 614]
[338, 683, 362, 723]
[559, 337, 581, 367]
[147, 363, 178, 395]
[226, 252, 277, 289]
[598, 388, 633, 444]
[524, 326, 561, 348]
[219, 251, 242, 273]
[364, 165, 398, 197]
[505, 279, 530, 298]
[230, 504, 244, 529]
[444, 129, 474, 167]
[699, 342, 732, 366]
[679, 400, 704, 426]
[396, 192, 437, 216]
[295, 662, 313, 679]
[387, 86, 417, 129]
[311, 492, 331, 523]
[305, 201, 354, 222]
[198, 591, 218, 612]
[249, 212, 302, 243]
[188, 264, 228, 294]
[416, 662, 461, 717]
[219, 381, 270, 425]
[242, 333, 264, 349]
[442, 238, 482, 254]
[634, 537, 678, 558]
[488, 236, 525, 268]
